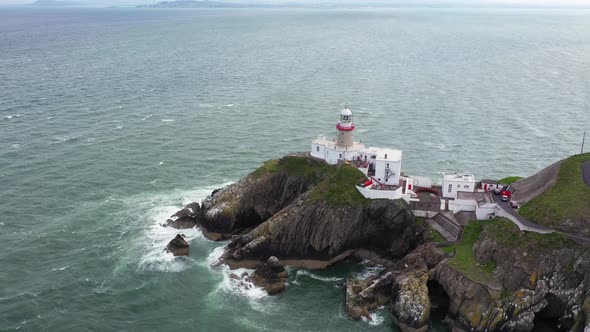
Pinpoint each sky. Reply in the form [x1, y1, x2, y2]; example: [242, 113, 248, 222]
[0, 0, 589, 7]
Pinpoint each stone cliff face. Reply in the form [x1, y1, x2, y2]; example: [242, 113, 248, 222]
[222, 193, 417, 265]
[166, 156, 334, 240]
[433, 223, 590, 332]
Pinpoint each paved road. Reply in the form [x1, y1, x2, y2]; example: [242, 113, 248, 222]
[492, 194, 553, 233]
[492, 194, 590, 246]
[583, 161, 590, 187]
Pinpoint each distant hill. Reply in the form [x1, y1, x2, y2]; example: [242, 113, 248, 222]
[138, 0, 270, 8]
[32, 0, 81, 6]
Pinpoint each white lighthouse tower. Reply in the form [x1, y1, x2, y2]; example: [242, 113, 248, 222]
[310, 107, 365, 164]
[336, 107, 355, 148]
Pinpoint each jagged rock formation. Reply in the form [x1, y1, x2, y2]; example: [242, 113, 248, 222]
[165, 234, 189, 256]
[250, 256, 289, 295]
[222, 194, 416, 268]
[166, 156, 333, 240]
[433, 221, 590, 331]
[345, 244, 446, 331]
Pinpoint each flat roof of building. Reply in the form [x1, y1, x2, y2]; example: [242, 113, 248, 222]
[481, 179, 499, 184]
[457, 191, 494, 206]
[361, 147, 402, 161]
[443, 172, 475, 182]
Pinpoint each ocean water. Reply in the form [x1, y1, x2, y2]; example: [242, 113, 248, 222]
[0, 7, 589, 331]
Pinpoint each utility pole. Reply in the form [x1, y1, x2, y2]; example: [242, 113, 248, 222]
[582, 131, 586, 154]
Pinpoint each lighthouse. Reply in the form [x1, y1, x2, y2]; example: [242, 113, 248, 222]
[336, 107, 355, 148]
[310, 107, 366, 165]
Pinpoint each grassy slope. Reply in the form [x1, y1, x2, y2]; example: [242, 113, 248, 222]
[309, 165, 368, 207]
[252, 156, 336, 183]
[519, 153, 590, 230]
[445, 221, 496, 284]
[416, 217, 447, 243]
[497, 176, 523, 185]
[444, 218, 577, 284]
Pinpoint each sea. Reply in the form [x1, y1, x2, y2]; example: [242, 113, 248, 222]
[0, 6, 589, 331]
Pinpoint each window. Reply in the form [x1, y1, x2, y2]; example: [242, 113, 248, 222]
[448, 184, 452, 193]
[339, 154, 342, 158]
[464, 185, 469, 188]
[385, 154, 388, 159]
[316, 146, 320, 152]
[387, 163, 390, 167]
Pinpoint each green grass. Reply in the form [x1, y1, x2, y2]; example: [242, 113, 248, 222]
[482, 218, 578, 250]
[308, 165, 368, 207]
[446, 221, 497, 284]
[497, 176, 523, 185]
[519, 153, 590, 231]
[252, 156, 336, 183]
[416, 217, 447, 243]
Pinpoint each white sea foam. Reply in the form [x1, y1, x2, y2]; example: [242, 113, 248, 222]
[142, 114, 152, 120]
[352, 260, 386, 280]
[161, 119, 175, 122]
[50, 136, 78, 145]
[4, 114, 20, 119]
[158, 161, 164, 166]
[135, 183, 233, 273]
[206, 245, 227, 268]
[361, 311, 385, 326]
[295, 269, 343, 282]
[51, 265, 70, 271]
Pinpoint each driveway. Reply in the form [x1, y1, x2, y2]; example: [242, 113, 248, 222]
[583, 161, 590, 187]
[492, 194, 554, 233]
[492, 194, 590, 246]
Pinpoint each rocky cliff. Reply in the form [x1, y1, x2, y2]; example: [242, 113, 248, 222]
[433, 219, 590, 331]
[220, 165, 417, 268]
[166, 156, 336, 240]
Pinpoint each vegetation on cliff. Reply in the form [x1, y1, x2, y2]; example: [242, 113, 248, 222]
[497, 176, 522, 184]
[252, 156, 336, 182]
[519, 153, 590, 232]
[444, 218, 578, 284]
[444, 221, 496, 284]
[308, 165, 368, 207]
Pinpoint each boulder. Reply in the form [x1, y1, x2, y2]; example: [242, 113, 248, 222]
[250, 256, 288, 295]
[165, 202, 200, 229]
[165, 234, 189, 256]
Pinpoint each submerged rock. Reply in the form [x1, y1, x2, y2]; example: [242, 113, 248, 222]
[165, 234, 189, 256]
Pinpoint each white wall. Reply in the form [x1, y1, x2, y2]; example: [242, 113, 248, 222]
[449, 199, 476, 213]
[476, 204, 496, 220]
[311, 144, 325, 160]
[356, 186, 403, 200]
[442, 180, 475, 199]
[375, 160, 401, 185]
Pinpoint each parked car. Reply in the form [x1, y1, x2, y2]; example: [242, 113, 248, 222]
[509, 201, 518, 208]
[501, 185, 512, 201]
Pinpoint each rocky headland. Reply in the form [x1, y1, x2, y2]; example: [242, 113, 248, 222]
[164, 154, 590, 331]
